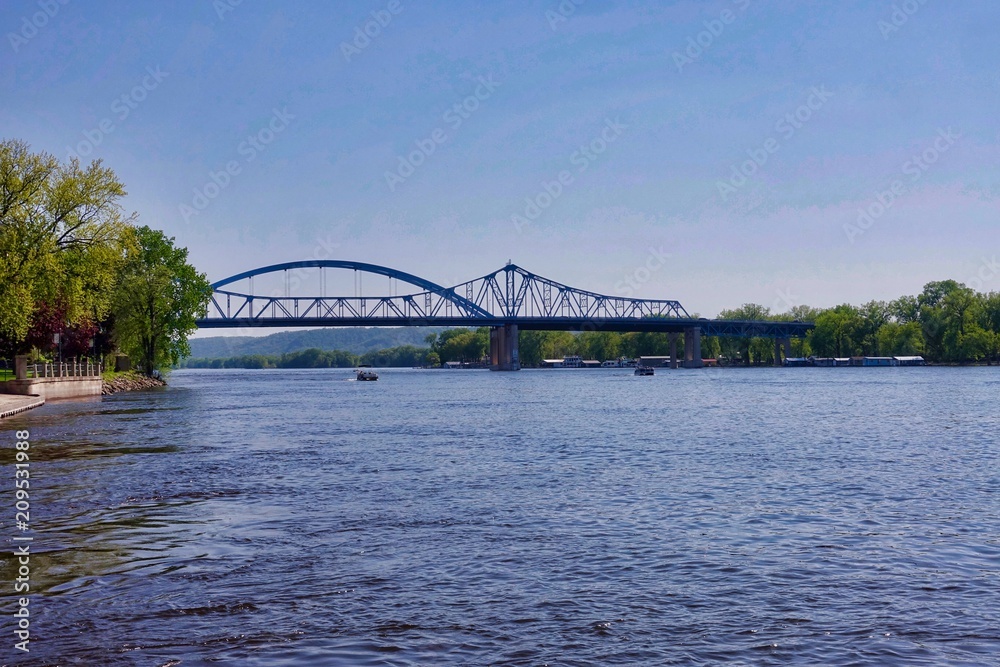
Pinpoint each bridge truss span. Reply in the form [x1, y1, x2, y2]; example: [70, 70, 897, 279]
[199, 261, 691, 327]
[197, 260, 813, 370]
[449, 263, 689, 321]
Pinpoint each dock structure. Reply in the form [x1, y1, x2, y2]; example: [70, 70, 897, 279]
[782, 355, 926, 368]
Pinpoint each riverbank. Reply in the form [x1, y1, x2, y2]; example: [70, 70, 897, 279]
[102, 371, 167, 395]
[0, 393, 45, 419]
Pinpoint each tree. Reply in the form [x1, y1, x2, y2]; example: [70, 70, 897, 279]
[0, 139, 132, 347]
[518, 330, 546, 367]
[717, 304, 771, 364]
[857, 300, 890, 355]
[784, 304, 823, 322]
[431, 327, 490, 363]
[979, 292, 1000, 364]
[360, 345, 429, 367]
[809, 305, 862, 357]
[889, 295, 920, 323]
[700, 334, 721, 361]
[113, 226, 211, 375]
[939, 286, 987, 362]
[578, 331, 621, 361]
[876, 321, 924, 356]
[540, 331, 578, 359]
[917, 280, 981, 362]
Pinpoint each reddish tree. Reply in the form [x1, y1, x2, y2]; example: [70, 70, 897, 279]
[62, 320, 98, 358]
[24, 302, 67, 353]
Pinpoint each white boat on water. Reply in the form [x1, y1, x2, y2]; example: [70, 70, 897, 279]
[634, 366, 654, 376]
[356, 366, 378, 381]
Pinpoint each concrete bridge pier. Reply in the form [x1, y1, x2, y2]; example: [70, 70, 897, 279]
[669, 333, 679, 369]
[774, 337, 792, 367]
[490, 323, 520, 371]
[682, 326, 703, 368]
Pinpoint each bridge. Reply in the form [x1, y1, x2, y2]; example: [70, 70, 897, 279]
[196, 260, 814, 370]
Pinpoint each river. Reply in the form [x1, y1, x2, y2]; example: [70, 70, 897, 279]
[1, 367, 999, 665]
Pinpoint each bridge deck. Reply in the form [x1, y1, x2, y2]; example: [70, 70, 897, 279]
[195, 317, 813, 338]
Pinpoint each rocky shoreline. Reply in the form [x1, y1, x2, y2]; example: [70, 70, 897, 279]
[102, 373, 167, 395]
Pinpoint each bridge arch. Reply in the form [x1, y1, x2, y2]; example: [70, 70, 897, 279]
[211, 259, 452, 293]
[208, 259, 492, 319]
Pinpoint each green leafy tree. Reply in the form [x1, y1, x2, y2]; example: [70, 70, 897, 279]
[809, 304, 862, 357]
[431, 327, 489, 362]
[717, 304, 772, 364]
[856, 300, 890, 355]
[360, 345, 429, 367]
[876, 321, 924, 356]
[577, 331, 621, 361]
[939, 286, 988, 362]
[889, 295, 920, 323]
[113, 226, 211, 375]
[517, 330, 545, 366]
[979, 292, 1000, 363]
[700, 334, 721, 360]
[785, 304, 823, 322]
[0, 139, 131, 348]
[917, 280, 963, 361]
[540, 331, 579, 359]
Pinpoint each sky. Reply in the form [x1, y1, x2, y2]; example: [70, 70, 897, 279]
[2, 0, 999, 324]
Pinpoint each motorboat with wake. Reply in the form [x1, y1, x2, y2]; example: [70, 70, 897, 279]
[356, 365, 379, 381]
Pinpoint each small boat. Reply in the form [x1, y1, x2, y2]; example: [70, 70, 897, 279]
[634, 365, 654, 376]
[356, 366, 378, 381]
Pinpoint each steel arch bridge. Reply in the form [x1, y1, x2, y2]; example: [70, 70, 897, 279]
[196, 260, 814, 369]
[199, 260, 694, 329]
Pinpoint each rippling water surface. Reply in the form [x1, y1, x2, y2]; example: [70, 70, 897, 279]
[2, 367, 999, 666]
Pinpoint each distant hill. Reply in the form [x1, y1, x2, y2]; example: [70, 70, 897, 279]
[188, 327, 446, 358]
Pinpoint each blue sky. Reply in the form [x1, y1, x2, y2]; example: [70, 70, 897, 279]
[3, 0, 998, 319]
